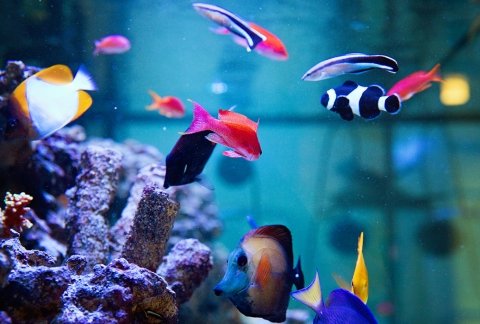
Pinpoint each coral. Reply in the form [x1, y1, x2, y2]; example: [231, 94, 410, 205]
[120, 185, 179, 272]
[0, 192, 33, 237]
[65, 145, 122, 270]
[55, 258, 177, 324]
[158, 238, 213, 304]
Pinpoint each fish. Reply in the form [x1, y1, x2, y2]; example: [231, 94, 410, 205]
[9, 64, 97, 140]
[192, 3, 266, 51]
[93, 35, 131, 55]
[320, 80, 401, 121]
[213, 225, 304, 323]
[291, 272, 378, 324]
[302, 53, 398, 81]
[163, 130, 216, 189]
[386, 64, 442, 101]
[211, 22, 288, 60]
[146, 90, 185, 118]
[183, 100, 262, 161]
[334, 232, 369, 303]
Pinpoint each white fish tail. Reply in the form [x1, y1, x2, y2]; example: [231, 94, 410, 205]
[72, 65, 97, 91]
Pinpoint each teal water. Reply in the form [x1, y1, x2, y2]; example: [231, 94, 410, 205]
[2, 1, 480, 323]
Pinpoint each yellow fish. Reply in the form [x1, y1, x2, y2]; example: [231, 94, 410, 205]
[333, 232, 369, 303]
[9, 64, 96, 140]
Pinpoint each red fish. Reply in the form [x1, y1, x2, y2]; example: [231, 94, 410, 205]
[387, 64, 442, 101]
[212, 22, 288, 61]
[146, 90, 185, 118]
[94, 35, 131, 55]
[184, 101, 262, 161]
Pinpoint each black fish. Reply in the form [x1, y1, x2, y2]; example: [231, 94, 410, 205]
[321, 80, 401, 121]
[163, 130, 216, 188]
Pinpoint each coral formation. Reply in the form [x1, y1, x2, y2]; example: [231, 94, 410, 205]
[0, 192, 33, 237]
[0, 61, 230, 323]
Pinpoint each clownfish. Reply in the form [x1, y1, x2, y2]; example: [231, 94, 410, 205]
[387, 64, 442, 101]
[9, 64, 97, 140]
[192, 3, 266, 51]
[183, 101, 262, 161]
[93, 35, 131, 55]
[291, 272, 377, 324]
[146, 90, 185, 118]
[213, 225, 304, 323]
[321, 80, 401, 121]
[302, 53, 398, 81]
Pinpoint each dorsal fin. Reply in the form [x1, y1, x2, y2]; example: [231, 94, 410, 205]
[247, 225, 293, 265]
[35, 64, 73, 84]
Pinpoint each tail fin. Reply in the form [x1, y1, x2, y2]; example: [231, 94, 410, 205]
[184, 100, 215, 134]
[382, 94, 401, 114]
[291, 271, 323, 314]
[293, 257, 305, 289]
[72, 65, 97, 91]
[428, 64, 442, 82]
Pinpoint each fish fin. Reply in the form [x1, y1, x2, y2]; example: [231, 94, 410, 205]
[332, 96, 354, 121]
[383, 94, 401, 114]
[246, 215, 258, 229]
[291, 271, 323, 313]
[223, 150, 244, 158]
[248, 225, 293, 266]
[218, 109, 258, 131]
[368, 84, 385, 96]
[205, 132, 229, 146]
[35, 64, 73, 84]
[333, 273, 351, 290]
[428, 64, 442, 82]
[72, 65, 97, 91]
[352, 232, 369, 303]
[326, 289, 377, 323]
[254, 253, 271, 289]
[71, 90, 93, 121]
[184, 100, 214, 134]
[146, 90, 163, 110]
[293, 257, 305, 289]
[209, 26, 230, 35]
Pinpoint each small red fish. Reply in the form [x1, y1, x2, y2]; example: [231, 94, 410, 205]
[146, 90, 185, 118]
[94, 35, 131, 55]
[212, 22, 288, 61]
[184, 101, 262, 161]
[387, 64, 442, 101]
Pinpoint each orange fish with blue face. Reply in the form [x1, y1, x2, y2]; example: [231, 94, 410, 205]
[213, 225, 304, 323]
[9, 64, 97, 140]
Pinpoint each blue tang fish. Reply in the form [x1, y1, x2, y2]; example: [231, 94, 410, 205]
[163, 130, 216, 188]
[291, 272, 378, 324]
[302, 53, 398, 81]
[214, 225, 304, 322]
[321, 80, 401, 121]
[193, 3, 266, 51]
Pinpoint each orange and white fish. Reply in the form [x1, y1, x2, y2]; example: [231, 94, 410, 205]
[93, 35, 131, 55]
[9, 64, 97, 140]
[387, 64, 442, 101]
[146, 90, 185, 118]
[212, 23, 288, 61]
[184, 101, 262, 161]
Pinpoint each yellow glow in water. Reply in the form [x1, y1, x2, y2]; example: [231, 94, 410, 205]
[440, 74, 470, 106]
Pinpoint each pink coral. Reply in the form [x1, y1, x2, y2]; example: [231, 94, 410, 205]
[1, 192, 33, 237]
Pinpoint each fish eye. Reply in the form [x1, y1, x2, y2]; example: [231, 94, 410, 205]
[237, 254, 247, 267]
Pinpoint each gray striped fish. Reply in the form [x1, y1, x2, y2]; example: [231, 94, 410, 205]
[302, 53, 398, 81]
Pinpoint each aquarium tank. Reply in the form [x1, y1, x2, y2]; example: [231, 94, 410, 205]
[0, 0, 479, 323]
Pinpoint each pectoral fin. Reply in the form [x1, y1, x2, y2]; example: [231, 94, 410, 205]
[254, 253, 271, 289]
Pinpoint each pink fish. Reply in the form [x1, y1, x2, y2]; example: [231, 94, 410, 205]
[387, 64, 442, 101]
[94, 35, 131, 55]
[212, 22, 288, 61]
[146, 90, 185, 118]
[184, 101, 262, 161]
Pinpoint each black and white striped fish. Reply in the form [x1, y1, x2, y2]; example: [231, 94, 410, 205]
[193, 3, 266, 51]
[302, 53, 399, 81]
[321, 80, 402, 120]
